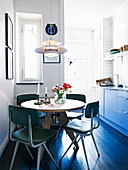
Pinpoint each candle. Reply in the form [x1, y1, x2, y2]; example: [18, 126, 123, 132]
[37, 83, 40, 95]
[45, 87, 47, 94]
[45, 87, 47, 100]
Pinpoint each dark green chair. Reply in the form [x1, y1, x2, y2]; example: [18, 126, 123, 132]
[17, 94, 46, 126]
[9, 105, 58, 170]
[60, 101, 100, 170]
[66, 94, 86, 120]
[55, 94, 86, 139]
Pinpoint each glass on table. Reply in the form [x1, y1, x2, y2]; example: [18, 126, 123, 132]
[39, 96, 50, 104]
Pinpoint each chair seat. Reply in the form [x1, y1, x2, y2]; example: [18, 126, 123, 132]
[13, 127, 56, 144]
[60, 101, 100, 170]
[62, 119, 96, 134]
[38, 111, 46, 118]
[66, 111, 83, 119]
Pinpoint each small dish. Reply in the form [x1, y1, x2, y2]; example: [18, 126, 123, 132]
[110, 49, 119, 52]
[40, 99, 44, 102]
[109, 51, 120, 55]
[34, 102, 42, 105]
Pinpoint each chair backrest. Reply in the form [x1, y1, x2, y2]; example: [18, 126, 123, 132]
[66, 94, 86, 103]
[17, 94, 39, 106]
[9, 105, 40, 127]
[85, 101, 99, 118]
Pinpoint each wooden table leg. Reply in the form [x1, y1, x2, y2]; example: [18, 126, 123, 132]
[57, 112, 79, 150]
[40, 111, 79, 161]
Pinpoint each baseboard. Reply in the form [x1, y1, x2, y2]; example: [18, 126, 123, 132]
[0, 135, 9, 157]
[100, 115, 128, 137]
[0, 124, 15, 157]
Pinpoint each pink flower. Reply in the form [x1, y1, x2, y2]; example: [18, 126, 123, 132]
[59, 86, 63, 90]
[52, 87, 57, 92]
[52, 83, 72, 92]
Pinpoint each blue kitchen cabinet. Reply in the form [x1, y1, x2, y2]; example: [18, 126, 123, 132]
[99, 88, 128, 136]
[117, 91, 128, 130]
[117, 110, 128, 130]
[104, 89, 118, 123]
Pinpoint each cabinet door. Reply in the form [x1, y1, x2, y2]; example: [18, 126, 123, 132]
[105, 89, 118, 123]
[118, 97, 128, 112]
[117, 93, 128, 130]
[117, 110, 128, 130]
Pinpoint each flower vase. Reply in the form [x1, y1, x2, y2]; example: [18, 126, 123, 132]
[54, 91, 66, 104]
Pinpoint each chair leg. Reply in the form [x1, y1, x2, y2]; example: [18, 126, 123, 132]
[91, 133, 100, 157]
[42, 143, 58, 169]
[37, 146, 41, 170]
[40, 118, 44, 127]
[55, 126, 61, 139]
[9, 141, 19, 170]
[59, 134, 79, 162]
[24, 144, 34, 160]
[81, 137, 90, 170]
[73, 136, 81, 149]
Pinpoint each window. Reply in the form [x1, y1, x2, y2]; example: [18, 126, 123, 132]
[16, 13, 43, 83]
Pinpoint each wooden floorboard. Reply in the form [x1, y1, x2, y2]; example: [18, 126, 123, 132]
[0, 118, 128, 170]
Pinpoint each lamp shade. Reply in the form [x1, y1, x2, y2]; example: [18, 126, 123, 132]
[35, 46, 67, 54]
[35, 39, 67, 55]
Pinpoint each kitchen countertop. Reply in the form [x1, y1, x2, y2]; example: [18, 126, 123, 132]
[94, 85, 128, 91]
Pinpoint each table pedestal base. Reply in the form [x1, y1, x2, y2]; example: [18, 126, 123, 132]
[40, 111, 79, 161]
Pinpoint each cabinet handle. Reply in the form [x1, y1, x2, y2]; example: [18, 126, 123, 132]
[124, 111, 128, 114]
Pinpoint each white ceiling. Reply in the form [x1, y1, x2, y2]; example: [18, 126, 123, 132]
[65, 0, 128, 28]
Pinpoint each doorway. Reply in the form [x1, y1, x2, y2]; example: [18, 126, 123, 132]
[64, 28, 93, 92]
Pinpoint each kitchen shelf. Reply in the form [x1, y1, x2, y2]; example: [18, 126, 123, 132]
[104, 52, 124, 60]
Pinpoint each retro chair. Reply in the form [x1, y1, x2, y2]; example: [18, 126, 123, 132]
[66, 94, 86, 120]
[17, 94, 46, 126]
[55, 94, 86, 139]
[9, 105, 58, 170]
[59, 101, 100, 170]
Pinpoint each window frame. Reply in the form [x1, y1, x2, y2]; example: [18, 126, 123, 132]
[16, 13, 43, 84]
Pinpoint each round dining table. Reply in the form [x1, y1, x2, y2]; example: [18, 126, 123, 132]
[21, 98, 85, 160]
[21, 99, 85, 113]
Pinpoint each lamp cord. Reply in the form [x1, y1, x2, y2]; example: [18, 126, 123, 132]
[50, 0, 52, 23]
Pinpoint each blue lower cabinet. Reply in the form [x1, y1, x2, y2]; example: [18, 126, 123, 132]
[117, 96, 128, 130]
[117, 110, 128, 130]
[101, 88, 128, 136]
[118, 96, 128, 112]
[105, 89, 118, 123]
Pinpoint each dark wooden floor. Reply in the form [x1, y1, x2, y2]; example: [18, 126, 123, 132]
[0, 119, 128, 170]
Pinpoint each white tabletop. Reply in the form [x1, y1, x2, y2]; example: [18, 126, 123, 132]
[21, 99, 85, 113]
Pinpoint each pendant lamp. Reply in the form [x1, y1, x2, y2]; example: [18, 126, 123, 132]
[35, 36, 67, 56]
[35, 1, 67, 56]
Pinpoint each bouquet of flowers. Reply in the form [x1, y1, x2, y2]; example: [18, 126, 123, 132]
[52, 83, 72, 103]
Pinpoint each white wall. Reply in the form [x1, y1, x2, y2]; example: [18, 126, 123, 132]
[93, 27, 102, 82]
[101, 18, 113, 80]
[113, 2, 128, 86]
[0, 0, 14, 156]
[113, 2, 128, 48]
[14, 0, 64, 98]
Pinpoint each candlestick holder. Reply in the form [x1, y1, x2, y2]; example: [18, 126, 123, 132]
[34, 97, 42, 105]
[44, 95, 50, 104]
[45, 93, 47, 101]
